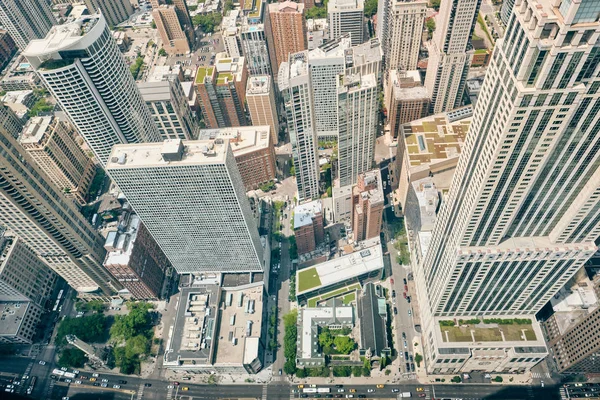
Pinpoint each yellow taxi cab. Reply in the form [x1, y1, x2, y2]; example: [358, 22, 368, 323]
[350, 389, 356, 393]
[182, 387, 189, 391]
[298, 384, 304, 389]
[376, 384, 385, 388]
[416, 387, 424, 392]
[89, 378, 96, 382]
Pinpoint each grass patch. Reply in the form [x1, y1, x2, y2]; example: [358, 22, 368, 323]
[342, 292, 356, 305]
[297, 267, 322, 293]
[440, 320, 536, 342]
[305, 284, 361, 307]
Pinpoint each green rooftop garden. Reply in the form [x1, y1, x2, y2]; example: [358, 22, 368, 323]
[306, 284, 361, 307]
[216, 72, 234, 85]
[474, 49, 488, 54]
[39, 58, 74, 70]
[195, 67, 214, 84]
[439, 318, 537, 343]
[298, 267, 322, 293]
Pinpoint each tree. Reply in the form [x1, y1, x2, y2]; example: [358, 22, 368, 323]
[55, 314, 107, 346]
[430, 0, 440, 11]
[493, 376, 503, 382]
[318, 328, 334, 352]
[58, 348, 86, 368]
[426, 18, 436, 37]
[284, 359, 297, 375]
[223, 0, 234, 13]
[158, 48, 167, 56]
[151, 21, 156, 29]
[296, 368, 307, 378]
[334, 336, 356, 354]
[385, 369, 391, 375]
[451, 375, 462, 383]
[352, 366, 362, 377]
[192, 13, 222, 33]
[289, 165, 296, 176]
[28, 98, 54, 117]
[364, 0, 377, 17]
[332, 366, 352, 377]
[305, 6, 327, 19]
[414, 353, 423, 367]
[283, 310, 298, 374]
[130, 56, 145, 79]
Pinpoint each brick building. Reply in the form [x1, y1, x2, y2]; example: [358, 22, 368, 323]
[387, 70, 429, 139]
[352, 170, 383, 242]
[294, 200, 324, 255]
[266, 1, 306, 74]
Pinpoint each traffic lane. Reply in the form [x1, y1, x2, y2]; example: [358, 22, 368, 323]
[389, 258, 417, 373]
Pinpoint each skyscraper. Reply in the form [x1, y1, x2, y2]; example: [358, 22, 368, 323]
[500, 0, 515, 26]
[151, 0, 194, 44]
[106, 139, 265, 274]
[279, 52, 320, 201]
[82, 0, 134, 27]
[381, 0, 427, 71]
[24, 14, 162, 165]
[19, 115, 96, 206]
[0, 120, 119, 298]
[418, 0, 600, 319]
[246, 75, 279, 144]
[337, 73, 378, 187]
[0, 0, 56, 50]
[240, 15, 272, 76]
[424, 0, 482, 113]
[265, 1, 306, 75]
[328, 0, 365, 46]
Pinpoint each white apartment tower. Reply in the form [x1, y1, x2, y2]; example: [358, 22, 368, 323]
[279, 52, 320, 201]
[328, 0, 365, 46]
[24, 14, 162, 165]
[246, 75, 279, 145]
[425, 0, 482, 113]
[106, 139, 265, 274]
[337, 73, 378, 187]
[0, 120, 120, 298]
[382, 0, 427, 71]
[0, 0, 56, 50]
[418, 0, 600, 325]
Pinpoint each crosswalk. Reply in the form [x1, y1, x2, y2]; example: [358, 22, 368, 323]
[166, 384, 174, 400]
[532, 372, 551, 379]
[136, 382, 145, 400]
[559, 387, 569, 400]
[262, 384, 268, 400]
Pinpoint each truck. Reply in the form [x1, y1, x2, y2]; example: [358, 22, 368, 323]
[401, 392, 411, 398]
[303, 388, 318, 393]
[52, 369, 65, 376]
[63, 372, 76, 379]
[317, 388, 331, 393]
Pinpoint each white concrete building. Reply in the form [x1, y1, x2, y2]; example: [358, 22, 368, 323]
[246, 75, 279, 145]
[106, 139, 265, 274]
[425, 0, 482, 113]
[417, 0, 600, 374]
[221, 10, 242, 57]
[382, 0, 427, 71]
[24, 14, 162, 165]
[240, 12, 271, 76]
[328, 0, 364, 46]
[0, 0, 56, 50]
[333, 184, 353, 223]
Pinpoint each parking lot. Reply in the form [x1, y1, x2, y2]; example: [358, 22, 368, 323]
[164, 31, 226, 69]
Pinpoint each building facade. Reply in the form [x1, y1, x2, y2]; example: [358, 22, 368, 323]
[153, 5, 191, 55]
[425, 0, 482, 113]
[195, 54, 248, 128]
[387, 70, 430, 138]
[382, 0, 426, 71]
[352, 170, 384, 242]
[265, 1, 306, 74]
[240, 18, 272, 76]
[19, 115, 96, 206]
[246, 75, 279, 145]
[82, 0, 133, 27]
[0, 0, 56, 50]
[417, 0, 600, 373]
[0, 103, 23, 139]
[138, 79, 198, 140]
[24, 14, 162, 165]
[198, 126, 276, 190]
[328, 0, 364, 46]
[294, 200, 325, 255]
[0, 122, 120, 298]
[107, 139, 265, 274]
[0, 30, 16, 70]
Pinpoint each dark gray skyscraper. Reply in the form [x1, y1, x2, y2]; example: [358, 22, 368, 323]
[0, 0, 56, 50]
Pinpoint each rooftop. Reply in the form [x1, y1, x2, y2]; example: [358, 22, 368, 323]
[19, 116, 53, 144]
[0, 301, 29, 336]
[550, 277, 599, 335]
[104, 215, 142, 267]
[198, 126, 271, 156]
[270, 1, 304, 13]
[358, 283, 389, 357]
[355, 169, 384, 205]
[402, 108, 471, 168]
[298, 305, 354, 360]
[137, 81, 174, 102]
[195, 67, 215, 84]
[107, 139, 229, 170]
[294, 200, 323, 229]
[435, 316, 544, 346]
[246, 75, 271, 95]
[296, 238, 383, 295]
[391, 70, 429, 100]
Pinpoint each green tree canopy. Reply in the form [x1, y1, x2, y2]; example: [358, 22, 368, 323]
[431, 0, 440, 11]
[364, 0, 377, 17]
[58, 348, 87, 368]
[333, 336, 356, 354]
[56, 314, 107, 346]
[305, 6, 327, 19]
[192, 13, 222, 33]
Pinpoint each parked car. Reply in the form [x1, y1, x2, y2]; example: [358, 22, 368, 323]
[101, 383, 108, 388]
[402, 331, 406, 339]
[403, 278, 407, 285]
[38, 360, 46, 365]
[392, 290, 396, 298]
[113, 385, 121, 389]
[394, 307, 398, 315]
[119, 380, 127, 384]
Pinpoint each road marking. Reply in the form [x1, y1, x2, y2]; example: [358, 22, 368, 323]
[262, 384, 268, 400]
[166, 384, 174, 400]
[532, 372, 551, 379]
[136, 382, 145, 400]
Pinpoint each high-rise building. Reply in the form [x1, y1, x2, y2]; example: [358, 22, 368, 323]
[352, 170, 383, 242]
[221, 10, 243, 57]
[265, 1, 306, 75]
[19, 115, 96, 206]
[104, 215, 171, 300]
[0, 0, 56, 50]
[106, 139, 265, 274]
[500, 0, 515, 26]
[328, 0, 364, 46]
[425, 0, 482, 113]
[0, 30, 17, 70]
[240, 14, 272, 76]
[387, 70, 430, 138]
[0, 121, 119, 298]
[246, 75, 279, 145]
[417, 0, 600, 374]
[138, 79, 198, 140]
[153, 5, 191, 55]
[24, 14, 162, 165]
[337, 73, 378, 187]
[279, 52, 320, 201]
[151, 0, 194, 43]
[195, 54, 248, 128]
[82, 0, 133, 27]
[198, 126, 276, 191]
[294, 200, 325, 255]
[0, 233, 57, 307]
[381, 0, 426, 71]
[0, 102, 23, 139]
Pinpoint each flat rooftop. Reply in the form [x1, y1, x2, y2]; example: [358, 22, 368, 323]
[24, 15, 101, 58]
[0, 301, 29, 336]
[355, 169, 384, 205]
[137, 81, 173, 102]
[350, 38, 382, 66]
[297, 238, 383, 295]
[299, 306, 353, 359]
[213, 285, 263, 365]
[402, 110, 471, 168]
[107, 139, 229, 169]
[20, 116, 53, 144]
[246, 75, 271, 95]
[294, 200, 322, 229]
[198, 126, 271, 156]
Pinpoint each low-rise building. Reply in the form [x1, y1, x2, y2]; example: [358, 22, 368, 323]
[221, 10, 242, 57]
[103, 214, 171, 300]
[358, 282, 391, 362]
[0, 55, 42, 92]
[164, 279, 265, 374]
[2, 89, 36, 119]
[198, 126, 276, 191]
[0, 301, 42, 344]
[332, 183, 353, 223]
[352, 170, 384, 242]
[294, 200, 325, 255]
[296, 238, 384, 304]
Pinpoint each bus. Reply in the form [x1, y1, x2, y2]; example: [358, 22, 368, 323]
[52, 369, 65, 376]
[26, 377, 36, 395]
[303, 388, 317, 393]
[317, 388, 330, 393]
[57, 290, 64, 301]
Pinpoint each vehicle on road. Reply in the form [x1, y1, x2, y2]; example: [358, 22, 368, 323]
[90, 378, 96, 382]
[377, 384, 385, 388]
[338, 388, 345, 392]
[173, 381, 180, 385]
[38, 361, 46, 365]
[279, 369, 282, 375]
[182, 387, 189, 391]
[349, 389, 356, 393]
[416, 387, 423, 392]
[92, 373, 99, 377]
[390, 278, 394, 284]
[119, 380, 127, 384]
[167, 385, 174, 389]
[401, 392, 412, 398]
[64, 379, 72, 383]
[408, 309, 412, 316]
[418, 394, 426, 398]
[101, 383, 108, 387]
[75, 380, 82, 384]
[93, 383, 99, 386]
[113, 385, 121, 389]
[335, 385, 343, 388]
[402, 332, 406, 339]
[367, 389, 374, 392]
[101, 379, 109, 383]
